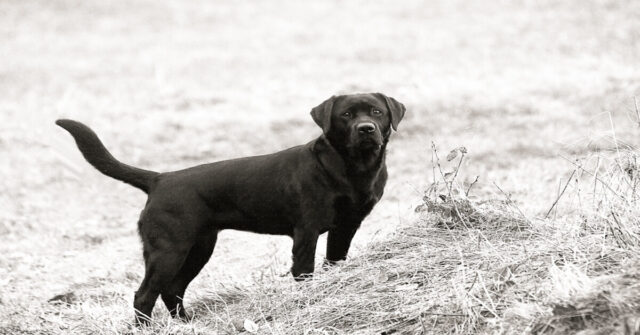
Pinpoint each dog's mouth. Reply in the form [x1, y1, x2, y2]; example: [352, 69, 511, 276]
[353, 138, 383, 151]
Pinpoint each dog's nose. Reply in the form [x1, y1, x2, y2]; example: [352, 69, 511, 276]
[357, 122, 376, 134]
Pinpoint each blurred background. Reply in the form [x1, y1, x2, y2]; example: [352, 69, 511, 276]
[2, 0, 640, 332]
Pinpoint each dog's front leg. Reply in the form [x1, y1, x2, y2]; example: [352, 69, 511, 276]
[324, 224, 359, 267]
[291, 227, 319, 281]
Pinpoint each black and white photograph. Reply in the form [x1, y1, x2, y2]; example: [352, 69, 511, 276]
[2, 0, 640, 334]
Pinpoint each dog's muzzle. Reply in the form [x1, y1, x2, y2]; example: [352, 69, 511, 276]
[352, 122, 382, 150]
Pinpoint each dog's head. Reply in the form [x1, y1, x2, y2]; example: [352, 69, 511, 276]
[311, 93, 405, 158]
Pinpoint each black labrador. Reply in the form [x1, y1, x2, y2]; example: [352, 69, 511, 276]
[56, 92, 405, 325]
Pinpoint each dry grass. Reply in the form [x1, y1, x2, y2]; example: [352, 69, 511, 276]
[3, 0, 640, 334]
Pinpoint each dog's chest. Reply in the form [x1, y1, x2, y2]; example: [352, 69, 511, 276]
[341, 169, 386, 218]
[334, 186, 381, 217]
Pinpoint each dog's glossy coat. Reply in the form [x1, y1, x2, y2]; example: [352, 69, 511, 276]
[56, 93, 405, 324]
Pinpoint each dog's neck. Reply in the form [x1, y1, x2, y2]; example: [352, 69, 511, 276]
[312, 135, 387, 194]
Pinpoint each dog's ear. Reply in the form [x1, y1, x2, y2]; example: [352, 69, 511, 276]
[376, 93, 406, 131]
[310, 95, 336, 133]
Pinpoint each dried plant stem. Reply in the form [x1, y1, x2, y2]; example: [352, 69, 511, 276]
[431, 144, 437, 199]
[544, 169, 576, 219]
[492, 182, 531, 225]
[608, 111, 621, 162]
[465, 176, 479, 197]
[634, 96, 640, 127]
[451, 149, 465, 188]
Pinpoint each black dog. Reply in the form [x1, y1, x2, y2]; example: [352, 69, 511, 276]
[56, 93, 405, 325]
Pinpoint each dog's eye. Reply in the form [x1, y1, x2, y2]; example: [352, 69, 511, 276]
[372, 109, 382, 115]
[342, 111, 352, 118]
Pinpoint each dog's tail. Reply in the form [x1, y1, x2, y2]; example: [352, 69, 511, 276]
[56, 119, 159, 193]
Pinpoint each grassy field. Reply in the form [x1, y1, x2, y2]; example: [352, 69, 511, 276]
[2, 0, 640, 334]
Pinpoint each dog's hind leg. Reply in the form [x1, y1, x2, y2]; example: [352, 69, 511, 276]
[133, 245, 190, 326]
[161, 231, 218, 320]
